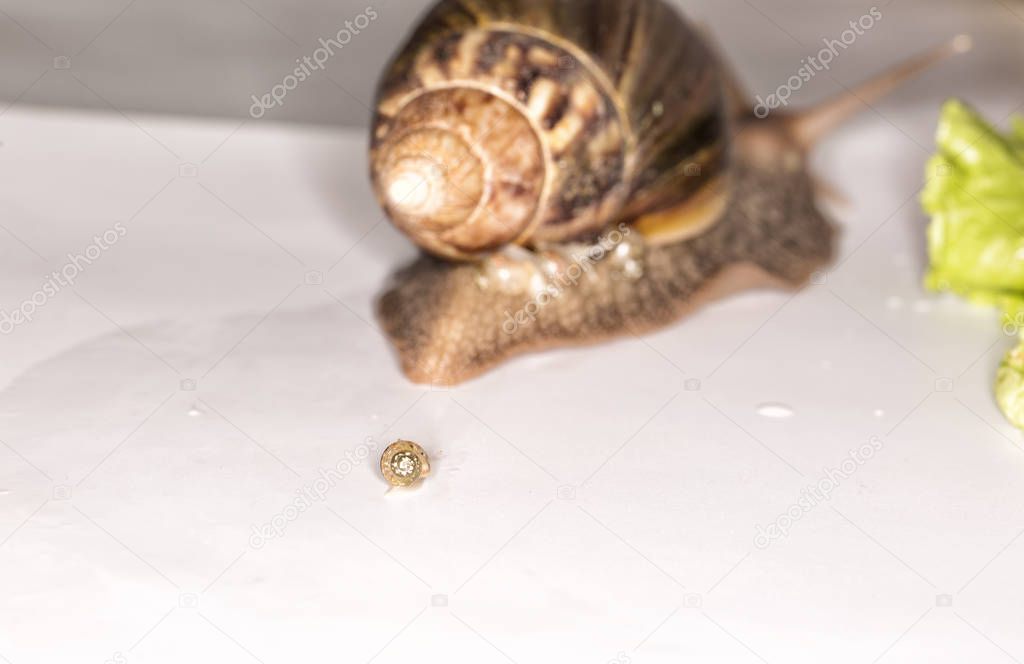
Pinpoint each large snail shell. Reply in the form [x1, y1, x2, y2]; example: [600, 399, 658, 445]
[370, 0, 731, 261]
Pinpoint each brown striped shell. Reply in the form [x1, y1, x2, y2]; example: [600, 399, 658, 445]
[370, 0, 731, 261]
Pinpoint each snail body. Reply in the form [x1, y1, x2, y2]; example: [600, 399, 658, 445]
[370, 0, 730, 260]
[371, 0, 968, 385]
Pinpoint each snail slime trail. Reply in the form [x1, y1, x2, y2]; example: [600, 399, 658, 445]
[368, 0, 970, 385]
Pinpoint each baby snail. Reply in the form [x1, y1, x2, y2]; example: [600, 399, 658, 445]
[381, 440, 431, 488]
[371, 0, 971, 385]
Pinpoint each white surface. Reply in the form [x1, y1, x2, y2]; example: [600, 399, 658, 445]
[3, 31, 1024, 664]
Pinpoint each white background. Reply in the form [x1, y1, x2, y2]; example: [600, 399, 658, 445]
[2, 1, 1024, 663]
[0, 0, 1021, 125]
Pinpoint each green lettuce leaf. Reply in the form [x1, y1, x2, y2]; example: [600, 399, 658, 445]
[997, 344, 1024, 430]
[923, 99, 1024, 320]
[922, 100, 1024, 429]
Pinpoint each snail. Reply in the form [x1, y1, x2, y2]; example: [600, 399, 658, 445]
[370, 0, 969, 385]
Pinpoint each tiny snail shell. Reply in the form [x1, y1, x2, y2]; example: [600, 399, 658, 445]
[380, 440, 431, 487]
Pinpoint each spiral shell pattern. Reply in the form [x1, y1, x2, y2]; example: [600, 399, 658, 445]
[370, 0, 730, 260]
